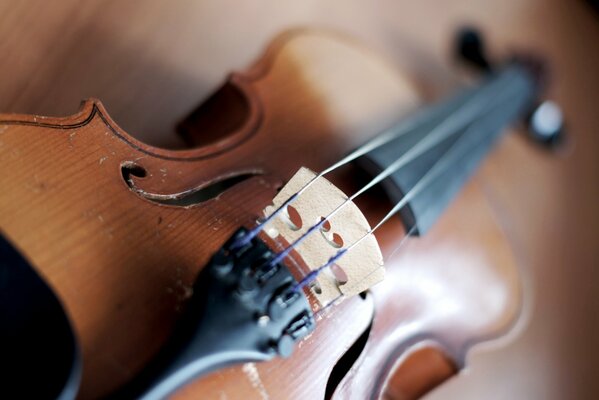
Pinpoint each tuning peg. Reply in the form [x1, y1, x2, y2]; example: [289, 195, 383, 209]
[455, 27, 492, 71]
[526, 100, 565, 147]
[455, 27, 566, 149]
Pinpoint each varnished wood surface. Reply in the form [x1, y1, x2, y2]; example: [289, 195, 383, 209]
[0, 1, 597, 399]
[0, 26, 522, 400]
[0, 30, 483, 399]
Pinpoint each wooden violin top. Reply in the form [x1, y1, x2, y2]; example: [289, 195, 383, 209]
[0, 30, 522, 399]
[0, 1, 597, 399]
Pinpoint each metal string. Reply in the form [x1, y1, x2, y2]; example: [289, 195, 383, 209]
[309, 224, 418, 316]
[293, 75, 521, 292]
[268, 68, 519, 268]
[334, 223, 418, 295]
[228, 92, 458, 249]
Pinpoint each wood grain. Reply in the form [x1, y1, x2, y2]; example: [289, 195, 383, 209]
[0, 1, 597, 399]
[0, 30, 521, 399]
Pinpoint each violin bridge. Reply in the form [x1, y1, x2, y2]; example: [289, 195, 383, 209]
[263, 167, 384, 305]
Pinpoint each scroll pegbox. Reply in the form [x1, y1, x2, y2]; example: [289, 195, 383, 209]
[263, 167, 384, 305]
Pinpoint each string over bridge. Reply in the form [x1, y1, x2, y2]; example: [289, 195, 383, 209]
[263, 167, 384, 304]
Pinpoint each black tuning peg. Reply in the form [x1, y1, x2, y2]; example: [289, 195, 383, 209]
[455, 27, 492, 72]
[455, 26, 566, 149]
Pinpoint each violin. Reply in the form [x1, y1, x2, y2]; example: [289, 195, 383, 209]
[0, 28, 562, 399]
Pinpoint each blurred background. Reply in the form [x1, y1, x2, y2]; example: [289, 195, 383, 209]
[1, 1, 597, 399]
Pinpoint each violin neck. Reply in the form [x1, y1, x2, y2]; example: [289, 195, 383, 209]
[357, 63, 538, 235]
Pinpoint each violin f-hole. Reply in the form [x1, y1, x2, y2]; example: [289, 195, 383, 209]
[121, 161, 262, 207]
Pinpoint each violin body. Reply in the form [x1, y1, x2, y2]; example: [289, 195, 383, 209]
[0, 30, 522, 399]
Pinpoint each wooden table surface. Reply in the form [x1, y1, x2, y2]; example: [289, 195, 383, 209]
[1, 1, 597, 399]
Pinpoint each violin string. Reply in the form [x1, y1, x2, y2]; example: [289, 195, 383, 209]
[229, 92, 459, 249]
[268, 69, 518, 268]
[313, 293, 344, 319]
[331, 223, 418, 297]
[309, 224, 419, 315]
[300, 87, 518, 291]
[293, 74, 521, 292]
